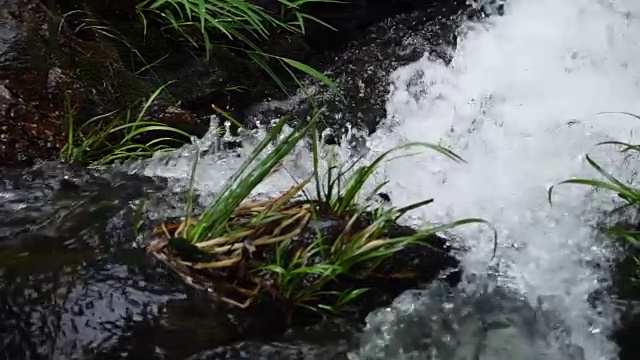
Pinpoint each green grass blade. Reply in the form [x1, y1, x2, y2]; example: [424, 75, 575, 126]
[187, 111, 322, 243]
[277, 56, 336, 91]
[336, 142, 463, 216]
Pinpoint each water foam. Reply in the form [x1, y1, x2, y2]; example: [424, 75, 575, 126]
[127, 0, 640, 358]
[354, 0, 640, 358]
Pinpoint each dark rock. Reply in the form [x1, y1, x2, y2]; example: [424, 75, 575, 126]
[46, 0, 472, 122]
[0, 161, 163, 242]
[585, 209, 640, 360]
[0, 0, 475, 166]
[608, 222, 640, 360]
[242, 5, 470, 143]
[61, 4, 279, 118]
[0, 0, 207, 166]
[612, 298, 640, 360]
[123, 1, 472, 119]
[41, 0, 431, 119]
[273, 0, 437, 51]
[0, 163, 263, 358]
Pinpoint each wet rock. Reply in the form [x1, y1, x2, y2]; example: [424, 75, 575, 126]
[0, 160, 465, 358]
[0, 0, 476, 166]
[612, 298, 640, 360]
[186, 319, 357, 360]
[148, 198, 463, 329]
[243, 5, 470, 143]
[0, 163, 276, 359]
[354, 279, 589, 360]
[0, 161, 163, 241]
[607, 221, 640, 360]
[47, 0, 467, 122]
[0, 0, 207, 166]
[265, 0, 457, 52]
[46, 0, 276, 113]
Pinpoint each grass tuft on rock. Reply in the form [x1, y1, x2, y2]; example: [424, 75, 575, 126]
[136, 0, 339, 92]
[60, 82, 193, 166]
[148, 108, 495, 319]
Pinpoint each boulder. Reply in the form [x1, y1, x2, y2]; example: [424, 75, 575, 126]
[0, 0, 207, 166]
[243, 6, 469, 144]
[0, 0, 471, 166]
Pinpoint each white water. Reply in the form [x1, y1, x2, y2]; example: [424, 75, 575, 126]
[128, 0, 640, 358]
[351, 0, 640, 357]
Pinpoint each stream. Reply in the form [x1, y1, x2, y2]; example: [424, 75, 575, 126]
[2, 0, 640, 359]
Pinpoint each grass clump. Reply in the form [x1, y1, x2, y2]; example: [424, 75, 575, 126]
[548, 112, 640, 288]
[58, 1, 339, 167]
[148, 108, 495, 319]
[135, 0, 339, 92]
[60, 82, 193, 167]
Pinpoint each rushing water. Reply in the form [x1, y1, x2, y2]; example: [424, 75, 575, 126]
[350, 0, 640, 358]
[126, 0, 640, 358]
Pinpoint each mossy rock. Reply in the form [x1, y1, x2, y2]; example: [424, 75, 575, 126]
[0, 0, 207, 165]
[45, 0, 305, 116]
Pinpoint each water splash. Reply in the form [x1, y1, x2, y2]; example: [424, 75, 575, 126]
[125, 0, 640, 358]
[352, 0, 640, 358]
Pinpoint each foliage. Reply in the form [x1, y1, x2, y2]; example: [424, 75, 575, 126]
[135, 0, 339, 92]
[548, 112, 640, 287]
[58, 1, 339, 167]
[60, 82, 193, 167]
[59, 10, 169, 81]
[148, 108, 496, 316]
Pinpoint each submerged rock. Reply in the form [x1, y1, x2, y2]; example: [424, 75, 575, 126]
[353, 279, 588, 360]
[0, 161, 162, 241]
